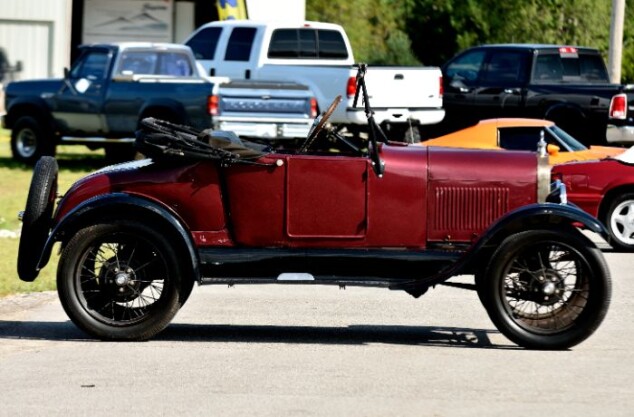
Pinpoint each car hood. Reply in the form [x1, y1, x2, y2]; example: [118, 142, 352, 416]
[551, 146, 625, 164]
[5, 78, 64, 98]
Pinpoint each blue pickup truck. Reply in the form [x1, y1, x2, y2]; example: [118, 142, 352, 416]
[2, 43, 214, 163]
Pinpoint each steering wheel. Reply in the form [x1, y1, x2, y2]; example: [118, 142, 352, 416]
[299, 95, 342, 153]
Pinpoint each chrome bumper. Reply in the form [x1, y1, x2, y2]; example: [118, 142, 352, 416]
[606, 124, 634, 144]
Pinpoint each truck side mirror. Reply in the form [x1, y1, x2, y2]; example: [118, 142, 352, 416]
[15, 60, 22, 72]
[64, 67, 70, 79]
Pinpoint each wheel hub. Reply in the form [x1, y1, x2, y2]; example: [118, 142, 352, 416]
[100, 260, 141, 302]
[529, 270, 565, 306]
[114, 271, 131, 286]
[17, 128, 37, 158]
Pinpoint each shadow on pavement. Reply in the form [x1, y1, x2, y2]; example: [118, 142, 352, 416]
[0, 320, 89, 341]
[158, 323, 517, 350]
[0, 320, 518, 349]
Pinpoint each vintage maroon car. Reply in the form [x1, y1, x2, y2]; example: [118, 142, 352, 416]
[553, 148, 634, 251]
[17, 66, 611, 350]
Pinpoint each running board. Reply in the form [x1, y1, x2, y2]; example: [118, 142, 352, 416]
[61, 136, 135, 144]
[200, 274, 404, 289]
[198, 247, 462, 285]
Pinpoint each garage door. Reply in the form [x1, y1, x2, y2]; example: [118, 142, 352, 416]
[0, 19, 52, 81]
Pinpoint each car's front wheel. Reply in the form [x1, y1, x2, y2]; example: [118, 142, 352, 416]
[480, 230, 611, 350]
[605, 193, 634, 252]
[57, 221, 184, 340]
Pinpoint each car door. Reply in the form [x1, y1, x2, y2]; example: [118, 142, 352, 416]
[285, 156, 368, 240]
[49, 49, 110, 135]
[472, 50, 530, 119]
[224, 153, 369, 247]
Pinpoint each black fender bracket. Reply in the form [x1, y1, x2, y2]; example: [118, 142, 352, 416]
[38, 193, 200, 282]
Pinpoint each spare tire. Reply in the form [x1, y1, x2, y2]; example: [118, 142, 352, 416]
[18, 156, 58, 281]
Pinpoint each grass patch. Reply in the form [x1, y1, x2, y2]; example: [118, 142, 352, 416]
[0, 129, 107, 297]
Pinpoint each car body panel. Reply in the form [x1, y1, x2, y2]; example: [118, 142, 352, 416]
[51, 145, 546, 253]
[420, 118, 624, 164]
[553, 158, 634, 218]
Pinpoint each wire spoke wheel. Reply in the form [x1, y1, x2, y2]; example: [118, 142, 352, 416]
[78, 237, 166, 325]
[481, 230, 611, 350]
[58, 221, 183, 340]
[501, 243, 588, 333]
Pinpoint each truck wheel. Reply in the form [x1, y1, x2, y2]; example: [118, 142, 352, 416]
[17, 156, 58, 281]
[57, 220, 184, 340]
[605, 193, 634, 251]
[480, 230, 610, 350]
[10, 116, 55, 164]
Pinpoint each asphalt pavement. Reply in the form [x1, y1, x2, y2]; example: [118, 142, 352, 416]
[1, 243, 633, 416]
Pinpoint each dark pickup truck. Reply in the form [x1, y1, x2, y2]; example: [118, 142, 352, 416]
[440, 44, 634, 145]
[2, 43, 214, 163]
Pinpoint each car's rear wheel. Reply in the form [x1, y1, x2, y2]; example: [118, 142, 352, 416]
[605, 193, 634, 252]
[57, 221, 183, 340]
[17, 156, 58, 281]
[480, 230, 611, 350]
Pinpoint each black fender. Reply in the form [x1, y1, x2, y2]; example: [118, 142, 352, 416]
[5, 96, 55, 130]
[38, 193, 200, 282]
[139, 99, 187, 124]
[543, 101, 586, 119]
[456, 202, 607, 276]
[399, 202, 608, 296]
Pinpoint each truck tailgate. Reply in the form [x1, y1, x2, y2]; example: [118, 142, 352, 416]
[364, 67, 443, 109]
[214, 80, 314, 139]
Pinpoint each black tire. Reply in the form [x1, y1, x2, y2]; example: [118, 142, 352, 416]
[57, 221, 184, 340]
[604, 193, 634, 252]
[480, 230, 611, 350]
[10, 116, 55, 164]
[17, 156, 58, 281]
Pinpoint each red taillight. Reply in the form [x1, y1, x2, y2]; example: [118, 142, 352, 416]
[310, 97, 318, 118]
[609, 93, 627, 119]
[346, 76, 357, 99]
[208, 95, 218, 116]
[558, 47, 578, 54]
[439, 75, 444, 98]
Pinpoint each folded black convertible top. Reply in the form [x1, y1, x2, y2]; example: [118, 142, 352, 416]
[135, 118, 270, 164]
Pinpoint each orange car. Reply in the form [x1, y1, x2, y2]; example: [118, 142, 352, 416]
[420, 119, 624, 164]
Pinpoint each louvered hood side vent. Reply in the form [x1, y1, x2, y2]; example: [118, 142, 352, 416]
[432, 186, 510, 233]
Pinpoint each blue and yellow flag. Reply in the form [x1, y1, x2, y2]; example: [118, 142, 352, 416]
[217, 0, 248, 20]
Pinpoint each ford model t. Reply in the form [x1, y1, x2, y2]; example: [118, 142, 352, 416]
[17, 66, 611, 349]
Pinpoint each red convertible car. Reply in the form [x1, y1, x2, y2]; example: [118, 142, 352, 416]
[16, 65, 611, 350]
[553, 148, 634, 251]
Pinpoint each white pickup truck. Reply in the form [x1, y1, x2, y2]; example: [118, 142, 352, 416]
[184, 20, 444, 142]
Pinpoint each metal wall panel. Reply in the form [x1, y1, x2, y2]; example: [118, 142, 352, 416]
[0, 0, 71, 81]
